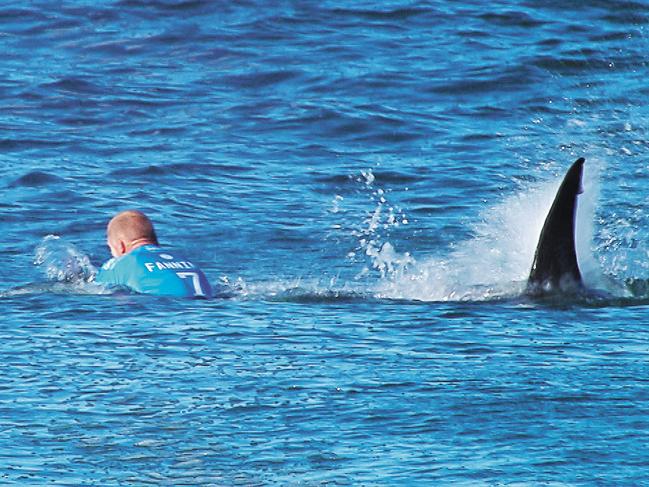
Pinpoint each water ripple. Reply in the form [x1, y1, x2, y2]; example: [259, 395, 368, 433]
[3, 0, 649, 484]
[8, 171, 63, 188]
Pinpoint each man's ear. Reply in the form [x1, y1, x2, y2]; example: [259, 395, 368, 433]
[119, 240, 127, 256]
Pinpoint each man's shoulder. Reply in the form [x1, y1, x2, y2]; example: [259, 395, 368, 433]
[98, 253, 134, 273]
[132, 245, 179, 258]
[133, 246, 194, 264]
[100, 257, 117, 271]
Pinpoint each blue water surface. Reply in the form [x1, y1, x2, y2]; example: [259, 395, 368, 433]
[2, 0, 649, 485]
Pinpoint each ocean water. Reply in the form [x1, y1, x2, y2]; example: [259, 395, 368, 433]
[2, 0, 649, 484]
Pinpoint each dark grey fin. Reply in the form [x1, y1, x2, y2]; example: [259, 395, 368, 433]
[527, 157, 585, 294]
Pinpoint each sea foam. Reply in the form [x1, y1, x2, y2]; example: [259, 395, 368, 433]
[368, 160, 617, 301]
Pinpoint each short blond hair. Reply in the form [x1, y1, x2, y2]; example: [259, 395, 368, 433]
[107, 210, 158, 245]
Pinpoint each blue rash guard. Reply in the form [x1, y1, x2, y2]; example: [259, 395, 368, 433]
[95, 245, 212, 298]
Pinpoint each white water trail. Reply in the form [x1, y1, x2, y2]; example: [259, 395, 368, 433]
[372, 160, 614, 302]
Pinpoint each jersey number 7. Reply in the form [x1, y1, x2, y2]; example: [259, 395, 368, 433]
[176, 272, 206, 297]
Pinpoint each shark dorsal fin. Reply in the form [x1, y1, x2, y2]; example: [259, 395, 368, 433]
[527, 157, 585, 294]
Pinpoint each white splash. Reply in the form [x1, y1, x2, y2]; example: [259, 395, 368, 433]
[370, 161, 612, 301]
[34, 235, 97, 283]
[575, 159, 631, 296]
[329, 194, 344, 214]
[365, 241, 415, 279]
[347, 168, 410, 278]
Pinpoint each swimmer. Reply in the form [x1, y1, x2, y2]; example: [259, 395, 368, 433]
[94, 210, 212, 298]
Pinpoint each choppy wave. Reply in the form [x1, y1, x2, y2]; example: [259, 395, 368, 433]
[8, 170, 63, 188]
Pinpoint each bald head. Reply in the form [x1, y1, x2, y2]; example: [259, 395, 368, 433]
[106, 210, 159, 257]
